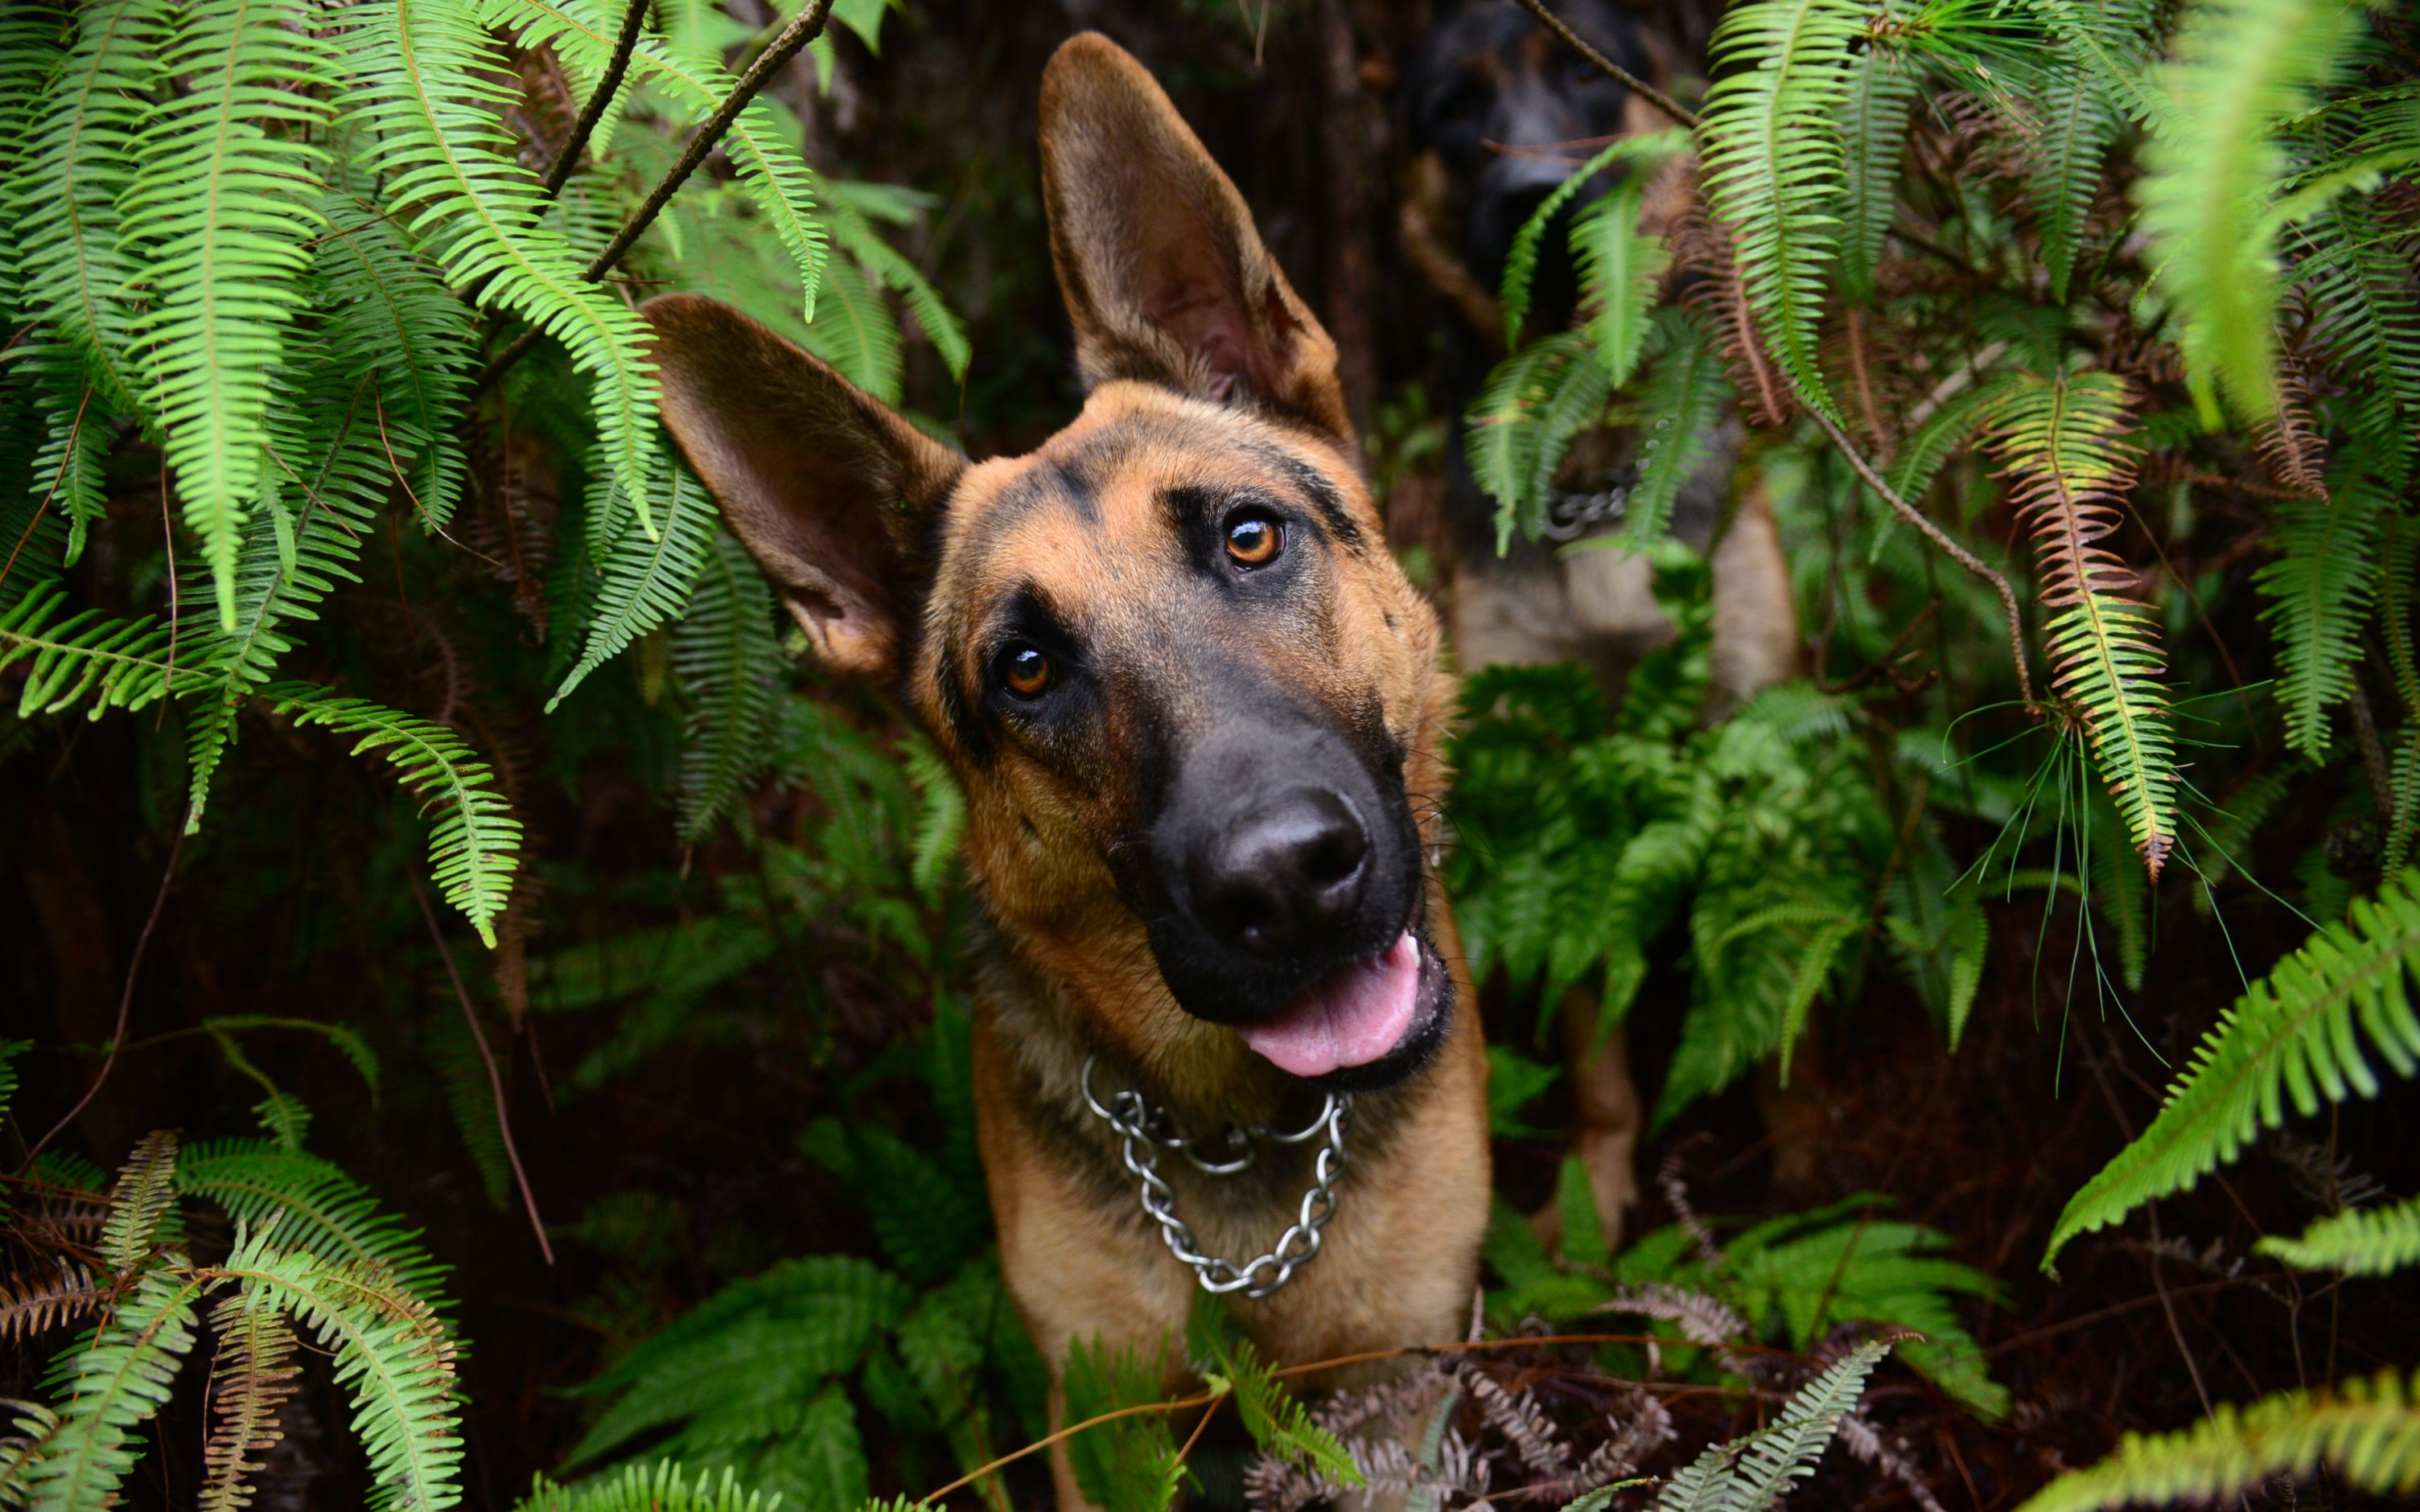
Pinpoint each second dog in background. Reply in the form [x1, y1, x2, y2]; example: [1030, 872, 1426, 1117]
[1400, 0, 1813, 1248]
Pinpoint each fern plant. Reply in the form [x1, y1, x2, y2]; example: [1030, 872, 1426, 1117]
[0, 1111, 465, 1512]
[2043, 865, 2420, 1271]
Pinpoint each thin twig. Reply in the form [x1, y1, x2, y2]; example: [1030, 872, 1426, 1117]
[410, 873, 555, 1266]
[23, 828, 186, 1170]
[481, 0, 835, 392]
[1515, 0, 1700, 130]
[1809, 405, 2039, 710]
[582, 0, 835, 283]
[542, 0, 651, 198]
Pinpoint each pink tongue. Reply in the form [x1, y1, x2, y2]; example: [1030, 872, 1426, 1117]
[1237, 931, 1423, 1078]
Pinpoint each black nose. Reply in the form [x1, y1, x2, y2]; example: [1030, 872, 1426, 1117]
[1187, 788, 1371, 958]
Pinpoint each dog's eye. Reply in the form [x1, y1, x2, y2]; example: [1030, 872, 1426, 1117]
[998, 643, 1053, 697]
[1224, 510, 1284, 568]
[1562, 53, 1604, 85]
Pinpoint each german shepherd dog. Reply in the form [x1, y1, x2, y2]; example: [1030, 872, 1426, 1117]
[642, 33, 1489, 1506]
[1400, 0, 1805, 1247]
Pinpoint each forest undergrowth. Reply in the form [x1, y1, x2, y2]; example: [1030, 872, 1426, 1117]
[2, 0, 2418, 1509]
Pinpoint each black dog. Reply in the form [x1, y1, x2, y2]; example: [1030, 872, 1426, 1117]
[1397, 0, 1809, 1247]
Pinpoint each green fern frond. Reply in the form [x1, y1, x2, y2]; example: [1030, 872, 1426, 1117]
[801, 256, 904, 405]
[516, 1461, 779, 1512]
[1062, 1335, 1183, 1512]
[1994, 372, 2176, 878]
[2043, 868, 2420, 1270]
[1191, 1327, 1360, 1489]
[2257, 1194, 2420, 1275]
[1465, 333, 1610, 550]
[179, 1140, 451, 1308]
[263, 684, 522, 945]
[2013, 1367, 2420, 1510]
[551, 462, 716, 709]
[341, 0, 658, 520]
[200, 1289, 302, 1512]
[673, 532, 782, 844]
[0, 1040, 25, 1131]
[1624, 309, 1733, 544]
[2253, 466, 2385, 761]
[119, 0, 334, 629]
[1655, 1338, 1891, 1511]
[311, 196, 478, 532]
[905, 734, 966, 901]
[2137, 0, 2366, 424]
[25, 1267, 202, 1512]
[1696, 0, 1864, 421]
[1573, 177, 1669, 387]
[1499, 138, 1629, 347]
[26, 384, 117, 569]
[99, 1129, 179, 1272]
[2025, 67, 2126, 304]
[0, 1399, 61, 1510]
[11, 0, 163, 414]
[826, 177, 970, 380]
[2305, 191, 2420, 481]
[566, 1255, 909, 1469]
[1836, 47, 1917, 302]
[216, 1238, 463, 1512]
[0, 571, 189, 721]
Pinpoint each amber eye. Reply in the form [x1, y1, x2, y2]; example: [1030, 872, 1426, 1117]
[1224, 511, 1283, 567]
[999, 643, 1052, 697]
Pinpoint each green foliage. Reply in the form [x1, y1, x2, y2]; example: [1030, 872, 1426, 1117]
[1188, 1304, 1362, 1490]
[1449, 572, 1958, 1123]
[517, 1461, 778, 1512]
[268, 684, 522, 945]
[1654, 1339, 1892, 1511]
[2045, 867, 2420, 1270]
[2253, 464, 2385, 761]
[1060, 1337, 1184, 1512]
[2013, 1367, 2420, 1509]
[2136, 0, 2368, 425]
[1695, 0, 1864, 420]
[11, 1128, 466, 1512]
[2257, 1194, 2420, 1276]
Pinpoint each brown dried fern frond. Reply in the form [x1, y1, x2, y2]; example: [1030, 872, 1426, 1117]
[1672, 212, 1793, 427]
[200, 1292, 302, 1512]
[1990, 371, 2179, 878]
[0, 1261, 105, 1342]
[99, 1129, 181, 1273]
[2256, 351, 2332, 498]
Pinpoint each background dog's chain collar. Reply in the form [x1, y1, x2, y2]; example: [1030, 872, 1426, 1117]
[1540, 471, 1637, 541]
[1080, 1056, 1352, 1298]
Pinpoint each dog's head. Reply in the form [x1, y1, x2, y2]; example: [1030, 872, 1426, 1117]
[644, 35, 1455, 1094]
[1404, 0, 1659, 320]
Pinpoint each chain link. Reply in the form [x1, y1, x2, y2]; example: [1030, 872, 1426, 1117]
[1080, 1056, 1352, 1298]
[1538, 482, 1632, 541]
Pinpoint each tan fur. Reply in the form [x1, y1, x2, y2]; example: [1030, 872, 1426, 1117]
[645, 34, 1491, 1510]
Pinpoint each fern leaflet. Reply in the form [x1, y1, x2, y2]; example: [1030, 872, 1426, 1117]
[2012, 1367, 2420, 1509]
[2257, 1194, 2420, 1276]
[2044, 868, 2420, 1270]
[264, 684, 522, 945]
[1695, 0, 1864, 421]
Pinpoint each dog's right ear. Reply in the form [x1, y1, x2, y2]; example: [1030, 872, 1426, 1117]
[641, 295, 965, 681]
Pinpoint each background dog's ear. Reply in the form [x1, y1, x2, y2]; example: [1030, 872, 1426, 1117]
[1040, 32, 1349, 439]
[642, 294, 965, 680]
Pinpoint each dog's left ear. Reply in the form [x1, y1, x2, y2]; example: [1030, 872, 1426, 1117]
[1040, 32, 1348, 440]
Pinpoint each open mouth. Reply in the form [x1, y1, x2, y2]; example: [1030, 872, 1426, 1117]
[1235, 928, 1447, 1079]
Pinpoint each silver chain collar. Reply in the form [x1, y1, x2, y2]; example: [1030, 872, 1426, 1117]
[1539, 481, 1632, 541]
[1079, 1055, 1352, 1298]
